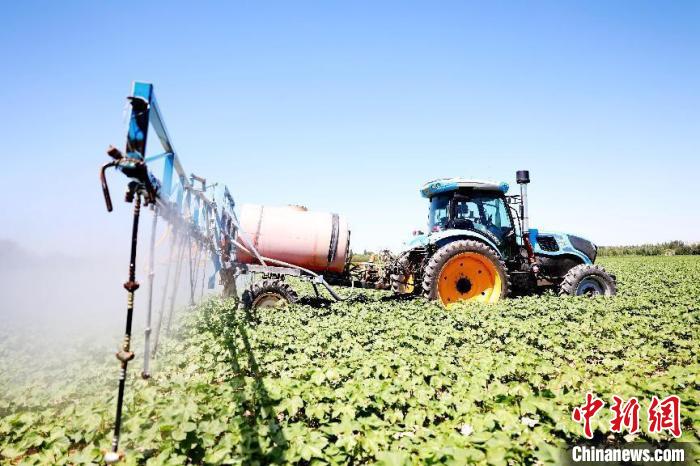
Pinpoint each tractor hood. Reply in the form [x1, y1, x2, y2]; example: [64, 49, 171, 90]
[402, 229, 597, 264]
[530, 229, 597, 264]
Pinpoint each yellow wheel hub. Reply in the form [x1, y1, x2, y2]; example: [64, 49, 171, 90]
[437, 252, 502, 305]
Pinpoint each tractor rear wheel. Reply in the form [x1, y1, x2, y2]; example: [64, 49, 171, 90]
[422, 240, 510, 306]
[558, 264, 617, 297]
[242, 279, 299, 309]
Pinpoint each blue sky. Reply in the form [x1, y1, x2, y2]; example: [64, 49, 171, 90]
[0, 1, 698, 255]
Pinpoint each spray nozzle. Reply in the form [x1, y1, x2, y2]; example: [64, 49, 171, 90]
[100, 160, 117, 212]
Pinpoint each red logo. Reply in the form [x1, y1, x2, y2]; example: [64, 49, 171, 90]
[573, 394, 682, 439]
[572, 392, 605, 439]
[648, 395, 681, 438]
[609, 396, 640, 434]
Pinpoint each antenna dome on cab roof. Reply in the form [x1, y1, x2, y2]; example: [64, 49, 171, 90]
[420, 178, 509, 198]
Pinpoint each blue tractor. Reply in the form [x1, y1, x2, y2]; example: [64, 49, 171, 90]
[390, 170, 616, 305]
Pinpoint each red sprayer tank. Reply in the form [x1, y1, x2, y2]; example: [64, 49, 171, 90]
[236, 204, 351, 274]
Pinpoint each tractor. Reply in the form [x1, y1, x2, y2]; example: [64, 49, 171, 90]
[389, 170, 617, 305]
[231, 170, 616, 308]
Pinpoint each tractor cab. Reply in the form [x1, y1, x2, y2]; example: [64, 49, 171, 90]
[422, 179, 517, 253]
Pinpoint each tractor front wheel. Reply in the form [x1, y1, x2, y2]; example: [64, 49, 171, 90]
[558, 264, 617, 297]
[422, 240, 510, 306]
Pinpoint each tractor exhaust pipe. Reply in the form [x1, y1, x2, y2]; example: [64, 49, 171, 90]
[516, 170, 530, 233]
[516, 170, 536, 266]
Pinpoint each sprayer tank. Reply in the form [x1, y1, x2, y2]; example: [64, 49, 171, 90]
[236, 204, 350, 274]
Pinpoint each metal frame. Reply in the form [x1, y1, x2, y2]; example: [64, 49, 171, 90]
[103, 81, 238, 282]
[101, 82, 241, 462]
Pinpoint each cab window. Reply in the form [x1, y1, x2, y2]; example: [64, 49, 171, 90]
[428, 195, 450, 231]
[452, 194, 513, 243]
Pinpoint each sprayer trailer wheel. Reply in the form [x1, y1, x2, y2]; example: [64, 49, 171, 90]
[242, 279, 299, 309]
[422, 240, 510, 306]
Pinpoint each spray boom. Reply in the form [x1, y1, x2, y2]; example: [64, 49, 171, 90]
[99, 82, 244, 463]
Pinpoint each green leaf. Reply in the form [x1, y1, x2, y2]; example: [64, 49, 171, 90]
[376, 450, 410, 466]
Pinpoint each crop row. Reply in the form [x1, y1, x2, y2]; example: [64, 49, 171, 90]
[0, 256, 698, 465]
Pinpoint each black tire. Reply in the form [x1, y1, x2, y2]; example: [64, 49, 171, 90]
[558, 264, 617, 297]
[241, 279, 299, 309]
[422, 240, 510, 305]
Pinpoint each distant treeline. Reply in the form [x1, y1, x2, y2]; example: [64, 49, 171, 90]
[598, 241, 700, 257]
[351, 250, 386, 263]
